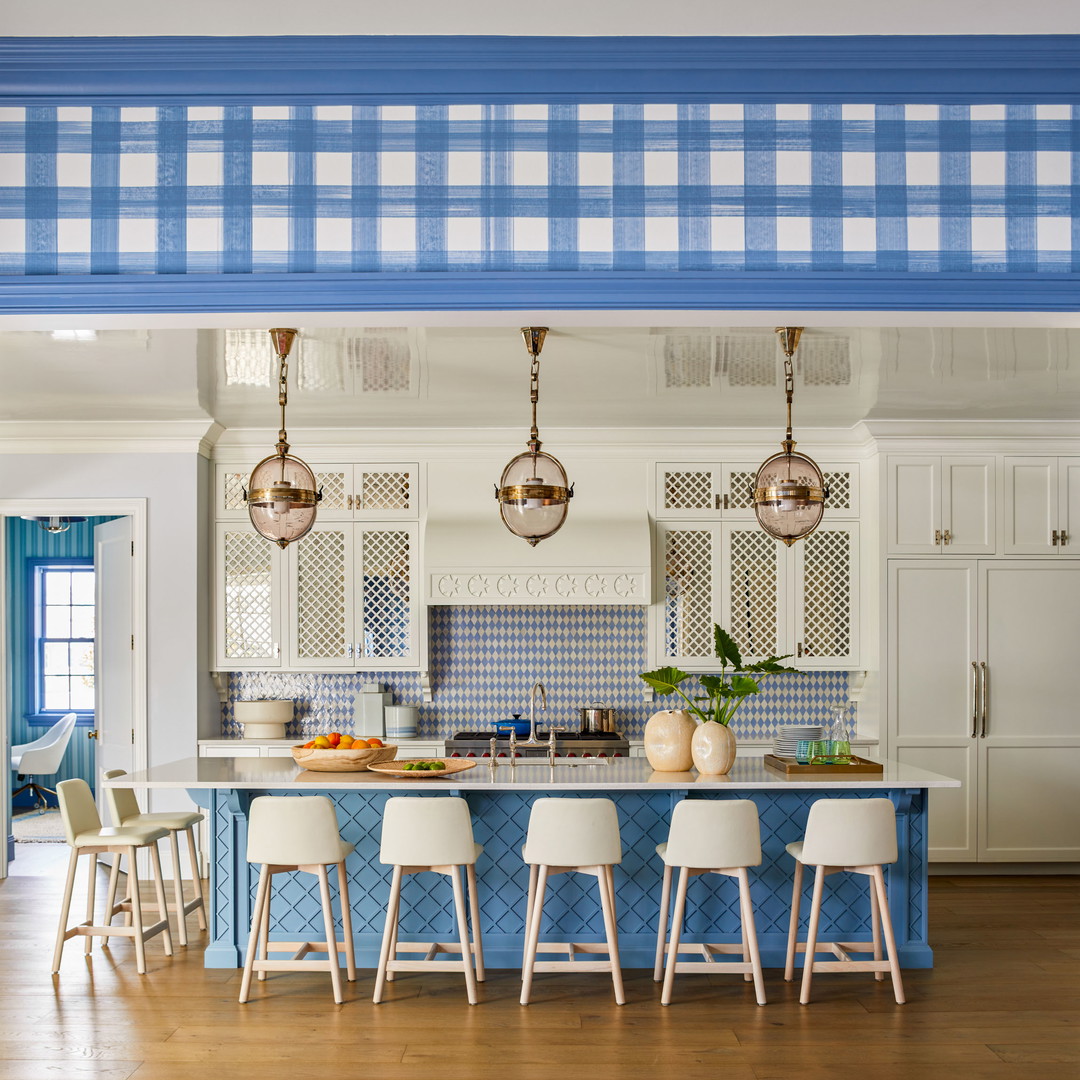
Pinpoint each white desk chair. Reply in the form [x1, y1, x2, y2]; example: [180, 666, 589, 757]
[52, 778, 174, 975]
[784, 797, 906, 1005]
[654, 798, 766, 1005]
[103, 769, 207, 947]
[11, 712, 77, 810]
[520, 797, 624, 1006]
[375, 796, 485, 1005]
[239, 795, 357, 1005]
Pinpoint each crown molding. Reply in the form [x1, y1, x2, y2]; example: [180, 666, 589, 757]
[865, 418, 1080, 451]
[3, 35, 1080, 102]
[0, 420, 225, 456]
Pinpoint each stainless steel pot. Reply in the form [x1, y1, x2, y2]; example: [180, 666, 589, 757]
[579, 702, 617, 734]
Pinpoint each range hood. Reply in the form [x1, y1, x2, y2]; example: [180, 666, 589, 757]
[425, 458, 652, 605]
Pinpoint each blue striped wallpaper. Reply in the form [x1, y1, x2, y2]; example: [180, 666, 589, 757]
[1, 103, 1077, 275]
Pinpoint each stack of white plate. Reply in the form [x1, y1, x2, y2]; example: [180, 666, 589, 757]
[772, 724, 823, 757]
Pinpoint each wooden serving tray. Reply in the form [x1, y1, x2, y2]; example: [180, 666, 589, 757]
[764, 753, 883, 775]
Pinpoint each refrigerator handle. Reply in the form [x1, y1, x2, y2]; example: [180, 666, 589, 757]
[970, 661, 979, 738]
[979, 662, 988, 738]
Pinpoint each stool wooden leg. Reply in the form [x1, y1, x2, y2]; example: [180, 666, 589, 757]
[102, 858, 121, 947]
[336, 860, 357, 983]
[52, 848, 80, 973]
[83, 852, 98, 955]
[466, 863, 485, 983]
[148, 842, 174, 957]
[661, 865, 689, 1006]
[520, 864, 548, 1006]
[872, 865, 906, 1005]
[450, 865, 479, 1005]
[598, 864, 625, 1006]
[869, 875, 884, 981]
[523, 862, 539, 970]
[654, 862, 672, 983]
[316, 865, 344, 1004]
[127, 847, 148, 975]
[168, 830, 188, 947]
[239, 864, 270, 1003]
[737, 867, 766, 1006]
[256, 872, 271, 980]
[374, 865, 403, 1003]
[799, 866, 826, 1005]
[740, 908, 751, 982]
[185, 826, 208, 931]
[784, 858, 804, 981]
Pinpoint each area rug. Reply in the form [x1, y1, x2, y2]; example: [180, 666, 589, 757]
[12, 809, 66, 843]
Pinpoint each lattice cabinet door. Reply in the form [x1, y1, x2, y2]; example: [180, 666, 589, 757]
[352, 464, 419, 520]
[215, 464, 257, 519]
[214, 523, 284, 669]
[287, 523, 356, 669]
[791, 523, 859, 668]
[655, 523, 723, 668]
[305, 465, 353, 521]
[720, 524, 789, 664]
[354, 523, 421, 668]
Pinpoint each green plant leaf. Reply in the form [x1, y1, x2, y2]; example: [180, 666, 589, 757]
[698, 674, 726, 696]
[638, 666, 690, 696]
[729, 674, 761, 695]
[713, 625, 743, 669]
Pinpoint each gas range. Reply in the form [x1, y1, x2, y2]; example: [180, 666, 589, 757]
[446, 730, 630, 760]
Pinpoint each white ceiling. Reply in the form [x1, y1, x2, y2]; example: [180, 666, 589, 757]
[3, 323, 1079, 431]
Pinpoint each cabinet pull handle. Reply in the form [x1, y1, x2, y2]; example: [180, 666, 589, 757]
[273, 642, 280, 659]
[1062, 530, 1070, 546]
[797, 642, 803, 658]
[1052, 529, 1059, 546]
[943, 529, 952, 546]
[935, 529, 942, 545]
[980, 661, 988, 738]
[971, 661, 979, 738]
[346, 642, 353, 658]
[715, 494, 723, 511]
[347, 494, 353, 510]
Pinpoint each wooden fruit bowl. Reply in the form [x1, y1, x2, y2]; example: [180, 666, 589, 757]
[291, 744, 398, 772]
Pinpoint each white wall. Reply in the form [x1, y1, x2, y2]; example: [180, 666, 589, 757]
[5, 0, 1080, 37]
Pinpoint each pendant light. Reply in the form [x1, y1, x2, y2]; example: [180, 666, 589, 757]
[752, 326, 826, 546]
[495, 327, 574, 546]
[245, 328, 321, 548]
[21, 515, 86, 535]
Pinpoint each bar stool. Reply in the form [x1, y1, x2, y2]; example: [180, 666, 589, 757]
[784, 797, 905, 1005]
[653, 798, 766, 1005]
[374, 796, 485, 1005]
[52, 778, 174, 975]
[520, 797, 624, 1006]
[239, 796, 357, 1005]
[104, 769, 207, 947]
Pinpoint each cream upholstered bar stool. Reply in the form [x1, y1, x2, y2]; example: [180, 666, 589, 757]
[520, 797, 624, 1006]
[374, 796, 485, 1005]
[784, 797, 905, 1005]
[104, 769, 207, 947]
[653, 798, 766, 1006]
[239, 795, 357, 1004]
[52, 778, 174, 974]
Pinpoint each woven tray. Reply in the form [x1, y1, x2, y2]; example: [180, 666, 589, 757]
[763, 753, 883, 775]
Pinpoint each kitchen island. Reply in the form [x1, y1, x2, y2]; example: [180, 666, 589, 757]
[105, 756, 959, 970]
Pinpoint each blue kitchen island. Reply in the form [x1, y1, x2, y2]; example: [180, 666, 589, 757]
[106, 756, 960, 971]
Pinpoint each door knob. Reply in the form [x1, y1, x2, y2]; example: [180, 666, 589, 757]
[87, 729, 98, 740]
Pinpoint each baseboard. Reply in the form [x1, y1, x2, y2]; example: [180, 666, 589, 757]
[930, 863, 1080, 876]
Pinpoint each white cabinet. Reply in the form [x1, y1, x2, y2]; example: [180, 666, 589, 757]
[1003, 456, 1080, 554]
[214, 523, 285, 670]
[886, 456, 996, 554]
[657, 461, 859, 519]
[888, 560, 1080, 862]
[656, 520, 859, 669]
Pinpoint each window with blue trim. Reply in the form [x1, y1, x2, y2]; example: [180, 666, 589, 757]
[31, 560, 95, 717]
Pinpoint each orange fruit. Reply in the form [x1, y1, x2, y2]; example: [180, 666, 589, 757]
[338, 735, 355, 749]
[352, 738, 371, 749]
[303, 740, 316, 749]
[366, 737, 384, 748]
[327, 732, 341, 747]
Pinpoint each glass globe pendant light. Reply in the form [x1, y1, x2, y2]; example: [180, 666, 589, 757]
[245, 328, 321, 548]
[495, 327, 574, 546]
[753, 326, 826, 546]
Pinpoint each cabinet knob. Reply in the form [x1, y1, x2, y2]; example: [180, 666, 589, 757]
[1052, 529, 1060, 546]
[934, 529, 942, 545]
[87, 729, 98, 740]
[942, 529, 952, 546]
[1062, 530, 1070, 546]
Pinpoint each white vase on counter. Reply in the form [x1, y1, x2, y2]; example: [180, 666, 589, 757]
[691, 721, 737, 775]
[643, 710, 697, 772]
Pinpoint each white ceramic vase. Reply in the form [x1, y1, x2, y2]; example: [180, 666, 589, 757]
[643, 710, 697, 772]
[691, 721, 737, 775]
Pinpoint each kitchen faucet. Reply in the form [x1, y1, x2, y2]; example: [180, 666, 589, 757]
[525, 681, 547, 745]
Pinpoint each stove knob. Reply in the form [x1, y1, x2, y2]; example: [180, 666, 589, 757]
[598, 751, 608, 758]
[450, 752, 461, 757]
[466, 752, 476, 758]
[482, 751, 490, 757]
[497, 752, 508, 758]
[583, 752, 593, 758]
[613, 751, 623, 757]
[514, 751, 522, 758]
[566, 752, 576, 758]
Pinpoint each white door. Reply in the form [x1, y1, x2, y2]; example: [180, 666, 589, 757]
[94, 518, 134, 825]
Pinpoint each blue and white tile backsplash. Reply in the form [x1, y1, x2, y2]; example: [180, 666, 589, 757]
[225, 606, 849, 742]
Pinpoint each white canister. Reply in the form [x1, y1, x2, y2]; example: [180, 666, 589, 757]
[385, 705, 418, 740]
[234, 700, 293, 740]
[354, 683, 392, 737]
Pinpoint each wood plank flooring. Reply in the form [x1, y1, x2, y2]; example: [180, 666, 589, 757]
[2, 844, 1078, 1080]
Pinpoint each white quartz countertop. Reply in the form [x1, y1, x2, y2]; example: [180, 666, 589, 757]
[109, 755, 960, 792]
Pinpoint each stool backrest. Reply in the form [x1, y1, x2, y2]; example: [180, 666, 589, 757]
[663, 798, 762, 869]
[379, 796, 477, 866]
[800, 797, 898, 867]
[246, 795, 346, 866]
[103, 769, 142, 826]
[57, 778, 103, 846]
[523, 797, 622, 866]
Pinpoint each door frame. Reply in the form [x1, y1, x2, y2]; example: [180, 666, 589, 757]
[0, 497, 147, 880]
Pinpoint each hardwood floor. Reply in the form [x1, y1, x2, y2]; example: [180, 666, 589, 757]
[2, 844, 1078, 1080]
